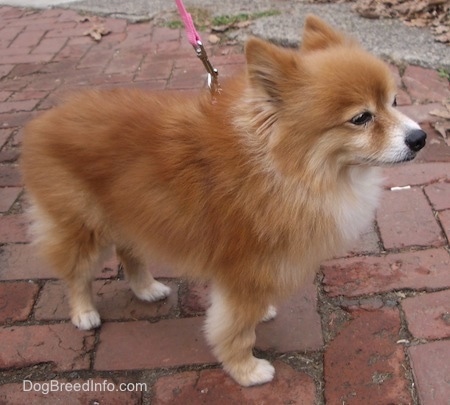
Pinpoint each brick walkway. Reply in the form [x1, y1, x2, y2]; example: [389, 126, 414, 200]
[0, 5, 449, 404]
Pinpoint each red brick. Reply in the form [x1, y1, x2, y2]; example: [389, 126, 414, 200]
[95, 318, 215, 370]
[152, 27, 180, 44]
[0, 149, 20, 164]
[154, 361, 315, 404]
[383, 162, 450, 188]
[53, 38, 91, 62]
[0, 99, 39, 114]
[77, 47, 113, 69]
[409, 341, 450, 405]
[402, 290, 450, 339]
[7, 62, 44, 77]
[26, 20, 76, 33]
[0, 91, 12, 102]
[0, 64, 14, 80]
[415, 122, 450, 163]
[345, 223, 381, 256]
[438, 209, 450, 240]
[0, 324, 94, 370]
[395, 89, 412, 106]
[45, 26, 87, 38]
[32, 37, 67, 55]
[0, 6, 24, 19]
[148, 259, 177, 278]
[402, 65, 450, 103]
[181, 280, 210, 315]
[24, 74, 62, 91]
[0, 75, 30, 93]
[0, 242, 119, 281]
[9, 90, 48, 102]
[424, 182, 450, 210]
[0, 187, 22, 212]
[322, 248, 450, 297]
[0, 281, 39, 323]
[377, 188, 445, 249]
[181, 278, 323, 352]
[0, 128, 13, 147]
[56, 9, 82, 23]
[0, 214, 31, 243]
[257, 280, 323, 352]
[104, 51, 144, 75]
[102, 17, 128, 33]
[0, 244, 56, 280]
[0, 52, 54, 64]
[324, 308, 412, 405]
[168, 67, 207, 90]
[0, 25, 23, 41]
[0, 379, 142, 404]
[133, 80, 167, 91]
[0, 164, 22, 187]
[35, 279, 177, 321]
[11, 30, 45, 48]
[135, 59, 174, 81]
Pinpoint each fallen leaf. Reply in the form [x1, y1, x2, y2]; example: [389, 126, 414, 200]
[432, 121, 449, 139]
[208, 34, 220, 44]
[429, 109, 450, 120]
[83, 24, 111, 42]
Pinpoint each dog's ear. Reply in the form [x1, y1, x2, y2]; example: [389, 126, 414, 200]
[245, 37, 298, 100]
[301, 14, 351, 52]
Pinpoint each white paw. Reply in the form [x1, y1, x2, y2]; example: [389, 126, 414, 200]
[132, 280, 171, 302]
[72, 310, 101, 330]
[261, 305, 277, 322]
[227, 358, 275, 387]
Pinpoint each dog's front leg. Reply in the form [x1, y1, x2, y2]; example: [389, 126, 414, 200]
[204, 283, 275, 386]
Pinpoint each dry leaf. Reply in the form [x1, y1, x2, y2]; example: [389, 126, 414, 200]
[83, 24, 111, 42]
[235, 20, 252, 29]
[432, 121, 449, 138]
[429, 109, 450, 120]
[208, 34, 220, 45]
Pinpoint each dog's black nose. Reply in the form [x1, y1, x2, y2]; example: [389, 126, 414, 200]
[405, 129, 426, 152]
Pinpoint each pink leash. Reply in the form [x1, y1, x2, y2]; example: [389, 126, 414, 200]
[175, 0, 221, 96]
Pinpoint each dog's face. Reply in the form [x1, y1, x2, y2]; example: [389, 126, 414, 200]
[243, 15, 426, 174]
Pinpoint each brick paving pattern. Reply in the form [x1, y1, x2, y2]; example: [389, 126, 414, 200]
[0, 5, 449, 404]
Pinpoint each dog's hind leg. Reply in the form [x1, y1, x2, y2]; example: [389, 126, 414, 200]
[30, 205, 109, 330]
[205, 283, 275, 386]
[116, 246, 171, 302]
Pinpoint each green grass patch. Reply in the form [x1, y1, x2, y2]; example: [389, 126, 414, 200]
[212, 10, 280, 26]
[437, 67, 450, 82]
[163, 9, 280, 30]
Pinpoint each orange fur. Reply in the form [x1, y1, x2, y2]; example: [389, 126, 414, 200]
[21, 15, 425, 386]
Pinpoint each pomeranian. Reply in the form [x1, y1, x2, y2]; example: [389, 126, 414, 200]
[21, 15, 426, 386]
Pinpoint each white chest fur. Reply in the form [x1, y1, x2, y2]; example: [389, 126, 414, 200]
[333, 166, 383, 246]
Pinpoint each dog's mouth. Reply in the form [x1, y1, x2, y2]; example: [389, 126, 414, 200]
[353, 150, 419, 167]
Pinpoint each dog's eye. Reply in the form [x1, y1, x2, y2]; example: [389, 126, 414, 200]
[350, 111, 373, 126]
[392, 96, 397, 107]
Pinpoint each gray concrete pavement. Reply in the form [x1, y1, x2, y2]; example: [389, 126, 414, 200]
[1, 0, 449, 69]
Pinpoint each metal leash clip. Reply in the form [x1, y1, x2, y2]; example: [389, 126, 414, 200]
[194, 40, 221, 96]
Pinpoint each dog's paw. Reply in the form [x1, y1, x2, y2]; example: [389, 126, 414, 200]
[227, 358, 275, 387]
[133, 280, 171, 302]
[261, 305, 277, 322]
[72, 310, 101, 330]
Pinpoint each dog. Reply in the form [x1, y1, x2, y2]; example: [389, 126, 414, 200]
[21, 15, 426, 386]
